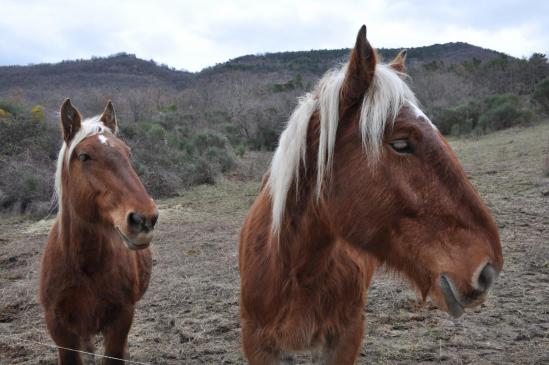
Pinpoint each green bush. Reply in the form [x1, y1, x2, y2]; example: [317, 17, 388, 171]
[236, 144, 246, 157]
[532, 79, 549, 115]
[433, 93, 533, 136]
[0, 100, 25, 116]
[148, 123, 166, 142]
[477, 98, 532, 132]
[0, 102, 242, 214]
[191, 130, 227, 154]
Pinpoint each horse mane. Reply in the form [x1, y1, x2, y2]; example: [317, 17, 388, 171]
[267, 63, 418, 234]
[54, 116, 115, 220]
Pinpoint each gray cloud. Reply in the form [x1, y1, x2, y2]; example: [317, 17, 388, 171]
[0, 0, 547, 71]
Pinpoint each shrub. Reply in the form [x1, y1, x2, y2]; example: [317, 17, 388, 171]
[476, 94, 532, 132]
[191, 131, 227, 154]
[206, 146, 236, 173]
[0, 99, 24, 116]
[532, 79, 549, 115]
[0, 160, 53, 214]
[433, 93, 533, 136]
[31, 105, 46, 124]
[223, 123, 244, 146]
[148, 123, 167, 142]
[236, 144, 246, 157]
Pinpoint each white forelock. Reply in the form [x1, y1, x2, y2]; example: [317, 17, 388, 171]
[267, 63, 418, 234]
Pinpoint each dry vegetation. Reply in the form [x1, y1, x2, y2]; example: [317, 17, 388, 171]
[1, 123, 548, 364]
[1, 45, 549, 215]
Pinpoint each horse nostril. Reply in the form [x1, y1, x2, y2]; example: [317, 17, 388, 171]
[127, 212, 144, 232]
[477, 263, 497, 293]
[149, 213, 158, 229]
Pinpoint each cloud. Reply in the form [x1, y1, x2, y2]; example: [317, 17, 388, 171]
[0, 0, 547, 71]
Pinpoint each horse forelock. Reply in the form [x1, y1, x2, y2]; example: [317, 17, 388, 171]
[268, 63, 418, 234]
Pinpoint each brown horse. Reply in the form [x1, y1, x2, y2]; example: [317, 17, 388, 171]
[239, 26, 503, 364]
[40, 100, 158, 364]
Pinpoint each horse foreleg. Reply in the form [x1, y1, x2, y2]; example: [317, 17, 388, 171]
[241, 321, 283, 365]
[45, 311, 83, 365]
[312, 314, 365, 365]
[101, 309, 133, 365]
[81, 336, 96, 365]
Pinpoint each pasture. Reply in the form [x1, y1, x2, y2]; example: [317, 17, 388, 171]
[1, 123, 548, 364]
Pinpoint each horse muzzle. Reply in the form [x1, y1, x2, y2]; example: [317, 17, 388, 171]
[116, 226, 154, 250]
[439, 263, 498, 318]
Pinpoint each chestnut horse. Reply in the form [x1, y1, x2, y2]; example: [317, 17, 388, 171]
[239, 26, 503, 364]
[40, 100, 158, 364]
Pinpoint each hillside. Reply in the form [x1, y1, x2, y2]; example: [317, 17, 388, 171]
[0, 42, 505, 114]
[204, 42, 504, 74]
[0, 42, 548, 214]
[0, 53, 192, 90]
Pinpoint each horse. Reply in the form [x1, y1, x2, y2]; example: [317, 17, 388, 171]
[39, 99, 158, 364]
[239, 25, 503, 364]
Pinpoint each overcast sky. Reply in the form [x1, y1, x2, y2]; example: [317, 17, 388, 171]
[1, 0, 547, 72]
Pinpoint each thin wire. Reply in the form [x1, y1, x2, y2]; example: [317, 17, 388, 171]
[0, 334, 153, 365]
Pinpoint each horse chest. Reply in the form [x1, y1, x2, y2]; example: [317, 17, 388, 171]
[260, 253, 366, 351]
[54, 277, 131, 333]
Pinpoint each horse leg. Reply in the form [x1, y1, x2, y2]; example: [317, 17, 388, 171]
[81, 336, 96, 365]
[101, 309, 133, 365]
[279, 352, 296, 364]
[312, 314, 365, 365]
[44, 312, 83, 365]
[241, 322, 281, 365]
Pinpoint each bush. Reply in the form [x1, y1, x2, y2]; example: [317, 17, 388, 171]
[0, 102, 242, 214]
[0, 160, 53, 213]
[236, 144, 246, 157]
[532, 79, 549, 115]
[191, 130, 227, 154]
[31, 105, 45, 124]
[477, 99, 532, 132]
[0, 99, 24, 116]
[433, 93, 533, 136]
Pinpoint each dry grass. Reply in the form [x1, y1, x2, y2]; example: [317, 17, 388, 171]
[1, 123, 548, 364]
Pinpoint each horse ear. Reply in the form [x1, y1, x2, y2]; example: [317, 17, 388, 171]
[341, 25, 377, 106]
[60, 99, 81, 142]
[100, 100, 117, 132]
[389, 50, 407, 72]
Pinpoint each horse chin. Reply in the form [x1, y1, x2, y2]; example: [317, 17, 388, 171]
[439, 275, 465, 318]
[115, 226, 152, 251]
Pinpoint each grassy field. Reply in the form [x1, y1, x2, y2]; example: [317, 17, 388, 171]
[0, 123, 548, 364]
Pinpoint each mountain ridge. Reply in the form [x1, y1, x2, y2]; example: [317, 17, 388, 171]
[0, 42, 508, 92]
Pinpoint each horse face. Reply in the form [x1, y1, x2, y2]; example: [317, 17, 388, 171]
[330, 102, 502, 317]
[327, 27, 502, 317]
[61, 100, 158, 250]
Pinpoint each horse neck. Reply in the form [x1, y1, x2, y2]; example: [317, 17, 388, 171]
[275, 186, 335, 281]
[57, 197, 114, 270]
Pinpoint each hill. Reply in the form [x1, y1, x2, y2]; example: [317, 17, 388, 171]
[0, 42, 548, 214]
[0, 42, 505, 116]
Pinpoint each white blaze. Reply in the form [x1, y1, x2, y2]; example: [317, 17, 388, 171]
[98, 135, 109, 145]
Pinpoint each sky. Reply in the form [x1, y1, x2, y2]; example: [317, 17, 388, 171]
[1, 0, 548, 72]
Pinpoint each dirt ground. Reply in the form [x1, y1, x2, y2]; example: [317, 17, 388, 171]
[1, 124, 548, 364]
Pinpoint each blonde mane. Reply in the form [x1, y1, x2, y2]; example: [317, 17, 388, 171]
[267, 63, 418, 233]
[54, 116, 114, 220]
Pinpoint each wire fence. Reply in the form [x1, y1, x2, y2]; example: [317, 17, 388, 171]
[0, 334, 153, 365]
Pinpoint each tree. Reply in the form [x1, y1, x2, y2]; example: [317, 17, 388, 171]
[532, 79, 549, 115]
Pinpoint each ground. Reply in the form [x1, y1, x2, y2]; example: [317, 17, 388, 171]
[1, 124, 548, 364]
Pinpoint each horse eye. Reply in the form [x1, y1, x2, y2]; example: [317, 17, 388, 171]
[78, 153, 91, 161]
[390, 140, 413, 154]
